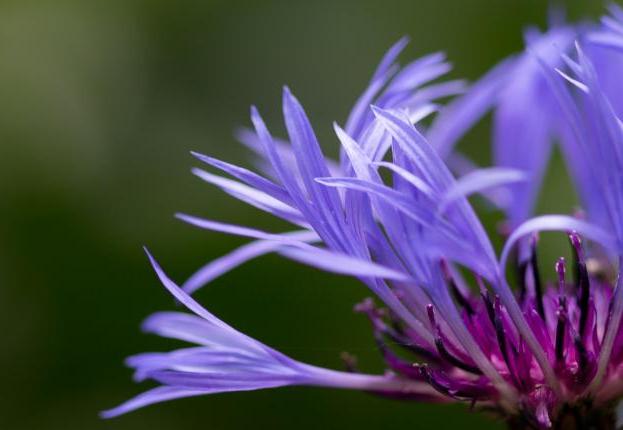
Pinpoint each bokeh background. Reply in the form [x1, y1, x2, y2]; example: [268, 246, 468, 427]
[0, 1, 609, 429]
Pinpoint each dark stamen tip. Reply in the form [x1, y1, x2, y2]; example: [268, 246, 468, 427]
[481, 287, 495, 326]
[491, 295, 517, 384]
[556, 257, 566, 282]
[568, 232, 591, 338]
[426, 304, 436, 327]
[476, 275, 488, 296]
[556, 257, 566, 294]
[434, 334, 483, 375]
[568, 231, 584, 258]
[528, 235, 546, 321]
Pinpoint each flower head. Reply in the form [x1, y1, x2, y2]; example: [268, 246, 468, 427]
[105, 8, 623, 429]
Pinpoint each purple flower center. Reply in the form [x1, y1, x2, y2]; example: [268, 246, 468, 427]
[354, 232, 622, 428]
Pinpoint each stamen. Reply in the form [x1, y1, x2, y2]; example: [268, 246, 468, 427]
[477, 276, 496, 324]
[415, 364, 458, 399]
[569, 232, 591, 338]
[356, 298, 438, 360]
[440, 260, 475, 316]
[555, 257, 568, 365]
[574, 335, 588, 373]
[415, 364, 492, 400]
[555, 296, 567, 363]
[566, 316, 595, 385]
[516, 260, 529, 303]
[492, 296, 520, 388]
[492, 297, 509, 359]
[556, 257, 566, 295]
[427, 304, 483, 375]
[373, 332, 425, 379]
[529, 235, 546, 321]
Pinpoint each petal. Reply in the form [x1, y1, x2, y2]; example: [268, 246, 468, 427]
[428, 57, 515, 158]
[440, 167, 528, 212]
[140, 312, 261, 353]
[101, 386, 217, 419]
[181, 230, 319, 294]
[278, 246, 411, 282]
[344, 37, 408, 138]
[175, 213, 310, 244]
[500, 215, 617, 275]
[191, 151, 294, 205]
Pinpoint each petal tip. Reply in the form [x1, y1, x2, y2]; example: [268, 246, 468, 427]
[190, 151, 209, 163]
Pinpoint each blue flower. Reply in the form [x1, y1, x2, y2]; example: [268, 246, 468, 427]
[105, 8, 623, 429]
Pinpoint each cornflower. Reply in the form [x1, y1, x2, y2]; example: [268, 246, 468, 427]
[105, 6, 623, 428]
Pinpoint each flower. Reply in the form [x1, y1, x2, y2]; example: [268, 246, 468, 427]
[105, 7, 623, 429]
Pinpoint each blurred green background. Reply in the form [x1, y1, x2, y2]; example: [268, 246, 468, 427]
[0, 1, 607, 429]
